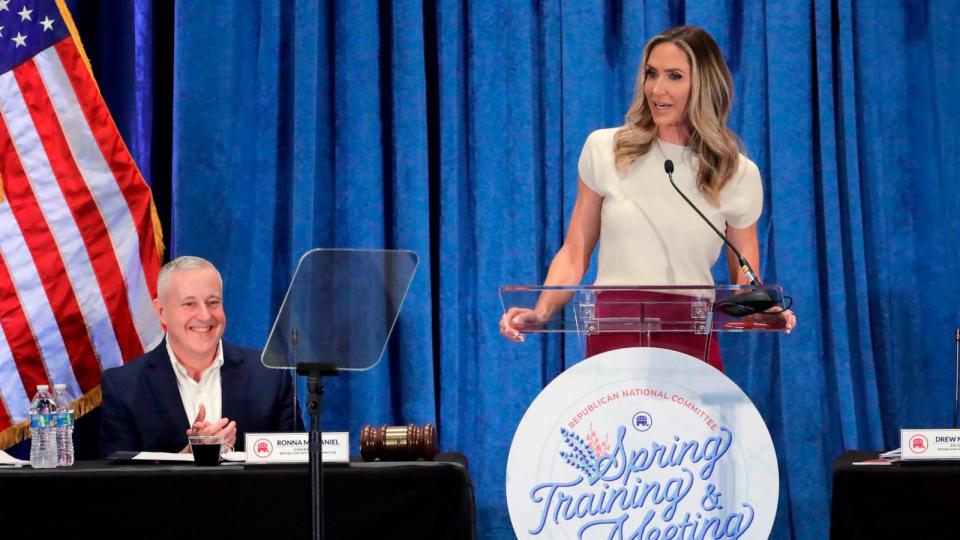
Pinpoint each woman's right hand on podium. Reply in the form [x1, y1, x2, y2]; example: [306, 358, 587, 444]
[499, 307, 545, 343]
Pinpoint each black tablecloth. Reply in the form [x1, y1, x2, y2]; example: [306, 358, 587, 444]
[0, 453, 474, 540]
[831, 450, 958, 539]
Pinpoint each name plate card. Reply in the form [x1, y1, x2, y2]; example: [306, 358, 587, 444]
[245, 432, 349, 464]
[901, 429, 960, 460]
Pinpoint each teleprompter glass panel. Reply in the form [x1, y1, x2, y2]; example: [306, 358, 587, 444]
[262, 249, 418, 371]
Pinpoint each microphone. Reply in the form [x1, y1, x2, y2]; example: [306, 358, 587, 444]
[663, 159, 776, 317]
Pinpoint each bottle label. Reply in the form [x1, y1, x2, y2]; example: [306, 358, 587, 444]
[30, 413, 52, 429]
[54, 411, 74, 426]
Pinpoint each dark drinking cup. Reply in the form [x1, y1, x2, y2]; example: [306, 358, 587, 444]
[189, 435, 222, 466]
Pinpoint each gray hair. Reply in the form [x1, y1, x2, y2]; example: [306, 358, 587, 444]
[156, 256, 223, 301]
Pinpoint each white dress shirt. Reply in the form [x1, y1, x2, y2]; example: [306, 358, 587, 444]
[165, 338, 224, 425]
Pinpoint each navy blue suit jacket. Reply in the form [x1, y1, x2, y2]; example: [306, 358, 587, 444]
[100, 340, 299, 457]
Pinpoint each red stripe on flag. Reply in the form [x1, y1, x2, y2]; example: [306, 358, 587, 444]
[54, 41, 162, 302]
[0, 111, 101, 392]
[0, 396, 13, 433]
[0, 254, 51, 396]
[13, 60, 145, 362]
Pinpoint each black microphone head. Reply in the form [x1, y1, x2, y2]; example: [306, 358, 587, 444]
[715, 291, 777, 317]
[664, 160, 674, 174]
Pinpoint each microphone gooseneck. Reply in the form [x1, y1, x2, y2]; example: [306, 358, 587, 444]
[663, 159, 775, 316]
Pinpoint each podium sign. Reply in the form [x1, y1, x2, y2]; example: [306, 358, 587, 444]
[506, 347, 778, 539]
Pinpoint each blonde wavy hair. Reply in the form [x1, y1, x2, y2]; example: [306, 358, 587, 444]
[613, 26, 740, 205]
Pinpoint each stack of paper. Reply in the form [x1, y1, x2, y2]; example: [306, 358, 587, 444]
[852, 448, 900, 466]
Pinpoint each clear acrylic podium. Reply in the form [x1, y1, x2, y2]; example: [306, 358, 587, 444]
[499, 284, 788, 361]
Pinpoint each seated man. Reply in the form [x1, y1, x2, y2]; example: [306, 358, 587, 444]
[100, 256, 299, 456]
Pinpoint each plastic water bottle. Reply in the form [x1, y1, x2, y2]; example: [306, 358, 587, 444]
[53, 383, 75, 466]
[29, 385, 57, 468]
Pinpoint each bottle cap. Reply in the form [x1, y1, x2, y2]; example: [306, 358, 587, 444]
[54, 383, 66, 390]
[36, 384, 48, 390]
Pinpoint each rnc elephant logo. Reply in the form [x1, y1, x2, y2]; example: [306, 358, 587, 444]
[254, 438, 273, 457]
[909, 435, 928, 454]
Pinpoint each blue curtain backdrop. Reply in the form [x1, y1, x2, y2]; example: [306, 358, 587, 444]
[77, 1, 960, 538]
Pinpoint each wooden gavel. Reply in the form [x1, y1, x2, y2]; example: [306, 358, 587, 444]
[360, 423, 438, 462]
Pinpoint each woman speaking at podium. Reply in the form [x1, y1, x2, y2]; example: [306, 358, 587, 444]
[499, 26, 795, 370]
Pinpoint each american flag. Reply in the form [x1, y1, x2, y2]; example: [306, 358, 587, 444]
[0, 0, 163, 447]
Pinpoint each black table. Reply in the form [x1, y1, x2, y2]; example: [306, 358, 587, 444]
[0, 453, 474, 540]
[831, 450, 958, 539]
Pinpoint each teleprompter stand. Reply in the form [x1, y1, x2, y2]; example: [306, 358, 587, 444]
[297, 362, 338, 540]
[262, 249, 419, 540]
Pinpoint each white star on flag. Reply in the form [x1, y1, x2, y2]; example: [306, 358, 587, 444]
[12, 31, 26, 47]
[0, 0, 10, 12]
[40, 16, 55, 31]
[17, 5, 31, 21]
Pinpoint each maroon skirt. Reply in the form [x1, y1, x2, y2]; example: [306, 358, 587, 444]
[584, 290, 723, 372]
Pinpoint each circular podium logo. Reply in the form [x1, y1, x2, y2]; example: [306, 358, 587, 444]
[506, 347, 778, 539]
